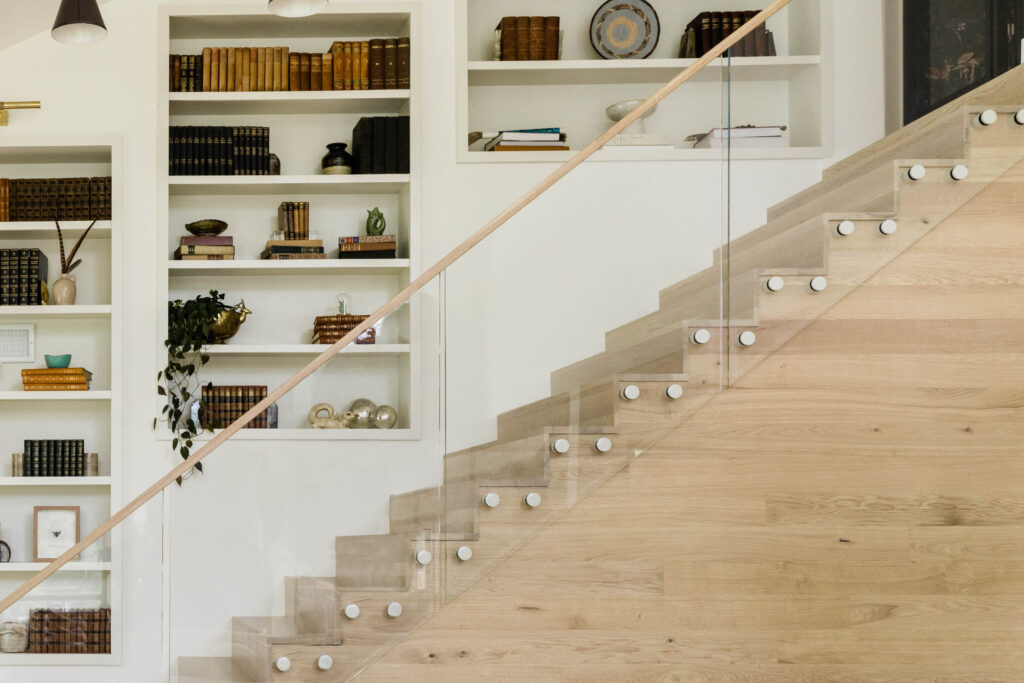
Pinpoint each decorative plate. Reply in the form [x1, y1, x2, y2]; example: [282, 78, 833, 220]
[590, 0, 660, 60]
[185, 219, 228, 236]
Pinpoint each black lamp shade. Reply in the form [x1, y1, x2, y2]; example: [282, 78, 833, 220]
[52, 0, 108, 44]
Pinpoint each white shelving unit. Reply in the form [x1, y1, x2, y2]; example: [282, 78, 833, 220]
[158, 3, 421, 440]
[456, 0, 833, 162]
[0, 136, 123, 667]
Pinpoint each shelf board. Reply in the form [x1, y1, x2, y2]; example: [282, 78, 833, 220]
[0, 562, 110, 572]
[463, 146, 826, 164]
[0, 391, 111, 401]
[0, 221, 112, 240]
[467, 55, 821, 86]
[0, 305, 111, 319]
[0, 653, 116, 665]
[168, 175, 409, 196]
[168, 258, 409, 276]
[159, 428, 416, 442]
[204, 343, 410, 357]
[169, 90, 410, 116]
[0, 477, 110, 486]
[169, 11, 411, 41]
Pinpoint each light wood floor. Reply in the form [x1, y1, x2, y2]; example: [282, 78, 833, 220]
[354, 154, 1024, 680]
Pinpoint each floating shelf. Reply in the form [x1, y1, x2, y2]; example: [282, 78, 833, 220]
[0, 562, 111, 572]
[203, 344, 410, 357]
[0, 305, 111, 319]
[467, 55, 821, 86]
[465, 146, 827, 163]
[0, 654, 116, 665]
[167, 259, 409, 276]
[0, 391, 111, 401]
[169, 90, 410, 116]
[167, 175, 410, 196]
[0, 221, 112, 240]
[158, 428, 416, 442]
[0, 477, 110, 486]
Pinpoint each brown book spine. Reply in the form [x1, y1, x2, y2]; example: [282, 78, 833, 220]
[289, 52, 300, 91]
[528, 16, 545, 60]
[383, 39, 398, 89]
[219, 46, 229, 91]
[500, 17, 517, 61]
[300, 52, 311, 90]
[711, 11, 723, 46]
[322, 51, 333, 91]
[170, 55, 181, 92]
[343, 42, 353, 90]
[256, 47, 266, 91]
[272, 47, 282, 91]
[210, 48, 220, 91]
[202, 47, 212, 91]
[264, 47, 273, 91]
[742, 12, 757, 57]
[226, 47, 236, 91]
[310, 53, 322, 91]
[729, 13, 745, 57]
[241, 47, 250, 91]
[249, 47, 258, 90]
[360, 42, 369, 89]
[281, 47, 290, 90]
[369, 39, 384, 89]
[397, 37, 410, 88]
[699, 13, 712, 56]
[234, 47, 244, 91]
[543, 17, 559, 59]
[754, 23, 767, 56]
[516, 16, 530, 60]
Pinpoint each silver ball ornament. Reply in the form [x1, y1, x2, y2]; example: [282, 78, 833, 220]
[347, 398, 377, 429]
[373, 404, 398, 429]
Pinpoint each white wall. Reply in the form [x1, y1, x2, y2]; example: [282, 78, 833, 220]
[0, 1, 884, 680]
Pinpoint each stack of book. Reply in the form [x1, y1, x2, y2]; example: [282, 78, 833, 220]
[19, 440, 89, 477]
[22, 367, 93, 391]
[351, 116, 411, 174]
[261, 239, 324, 260]
[200, 385, 270, 429]
[680, 11, 776, 58]
[312, 314, 376, 344]
[174, 235, 234, 261]
[278, 202, 309, 239]
[692, 125, 788, 149]
[28, 609, 111, 654]
[473, 129, 569, 152]
[0, 248, 48, 305]
[0, 177, 112, 221]
[168, 126, 270, 176]
[494, 17, 560, 60]
[168, 38, 410, 92]
[338, 235, 396, 259]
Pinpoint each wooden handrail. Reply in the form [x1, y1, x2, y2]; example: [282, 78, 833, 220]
[0, 0, 792, 614]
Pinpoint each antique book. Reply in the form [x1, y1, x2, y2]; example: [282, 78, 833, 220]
[272, 46, 282, 90]
[210, 47, 220, 91]
[498, 17, 516, 61]
[170, 55, 181, 92]
[234, 47, 244, 91]
[529, 16, 545, 60]
[227, 47, 236, 91]
[174, 245, 235, 256]
[202, 47, 212, 90]
[383, 39, 398, 88]
[330, 41, 344, 90]
[711, 11, 723, 46]
[240, 47, 250, 91]
[300, 52, 311, 91]
[397, 37, 410, 88]
[369, 39, 385, 89]
[249, 47, 258, 90]
[343, 42, 354, 90]
[351, 41, 361, 89]
[360, 41, 370, 89]
[256, 47, 266, 91]
[699, 12, 712, 56]
[543, 17, 559, 59]
[289, 52, 301, 91]
[321, 51, 333, 90]
[218, 47, 228, 90]
[282, 47, 290, 90]
[311, 53, 322, 91]
[516, 16, 530, 60]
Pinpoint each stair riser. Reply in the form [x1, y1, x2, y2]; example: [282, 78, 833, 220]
[496, 379, 616, 442]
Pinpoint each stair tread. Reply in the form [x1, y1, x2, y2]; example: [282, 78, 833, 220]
[234, 615, 339, 644]
[178, 657, 250, 683]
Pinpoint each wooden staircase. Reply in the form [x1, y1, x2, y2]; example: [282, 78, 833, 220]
[178, 67, 1024, 681]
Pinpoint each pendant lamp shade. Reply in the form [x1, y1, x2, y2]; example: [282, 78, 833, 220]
[268, 0, 328, 18]
[52, 0, 107, 44]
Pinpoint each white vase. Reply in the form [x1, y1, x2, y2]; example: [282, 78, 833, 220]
[52, 273, 76, 305]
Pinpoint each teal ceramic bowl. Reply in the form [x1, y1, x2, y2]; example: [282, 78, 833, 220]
[44, 354, 72, 369]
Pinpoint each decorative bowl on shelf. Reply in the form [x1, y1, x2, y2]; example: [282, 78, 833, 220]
[185, 219, 228, 236]
[44, 354, 72, 369]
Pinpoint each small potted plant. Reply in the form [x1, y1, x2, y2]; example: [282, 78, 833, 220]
[52, 218, 97, 305]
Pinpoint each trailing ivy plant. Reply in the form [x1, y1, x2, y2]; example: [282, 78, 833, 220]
[157, 290, 231, 484]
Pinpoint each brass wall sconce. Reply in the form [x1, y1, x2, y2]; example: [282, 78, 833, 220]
[0, 101, 42, 126]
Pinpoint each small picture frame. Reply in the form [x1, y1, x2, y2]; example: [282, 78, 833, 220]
[33, 506, 80, 562]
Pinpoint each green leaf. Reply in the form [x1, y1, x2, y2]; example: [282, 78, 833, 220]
[194, 462, 203, 473]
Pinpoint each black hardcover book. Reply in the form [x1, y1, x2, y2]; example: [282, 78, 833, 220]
[384, 117, 399, 174]
[1, 249, 10, 305]
[262, 127, 270, 175]
[398, 115, 410, 174]
[371, 117, 387, 174]
[352, 118, 370, 174]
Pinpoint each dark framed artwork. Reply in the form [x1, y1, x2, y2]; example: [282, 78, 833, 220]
[903, 0, 1023, 124]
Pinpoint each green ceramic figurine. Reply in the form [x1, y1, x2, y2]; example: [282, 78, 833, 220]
[365, 207, 386, 236]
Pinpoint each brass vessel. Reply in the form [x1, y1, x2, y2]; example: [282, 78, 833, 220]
[209, 300, 251, 343]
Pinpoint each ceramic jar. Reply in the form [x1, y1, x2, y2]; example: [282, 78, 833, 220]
[52, 273, 76, 305]
[321, 143, 353, 175]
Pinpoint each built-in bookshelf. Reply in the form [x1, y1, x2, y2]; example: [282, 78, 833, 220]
[0, 136, 122, 666]
[456, 0, 833, 162]
[158, 4, 421, 443]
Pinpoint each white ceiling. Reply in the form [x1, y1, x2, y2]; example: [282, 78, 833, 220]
[0, 0, 113, 51]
